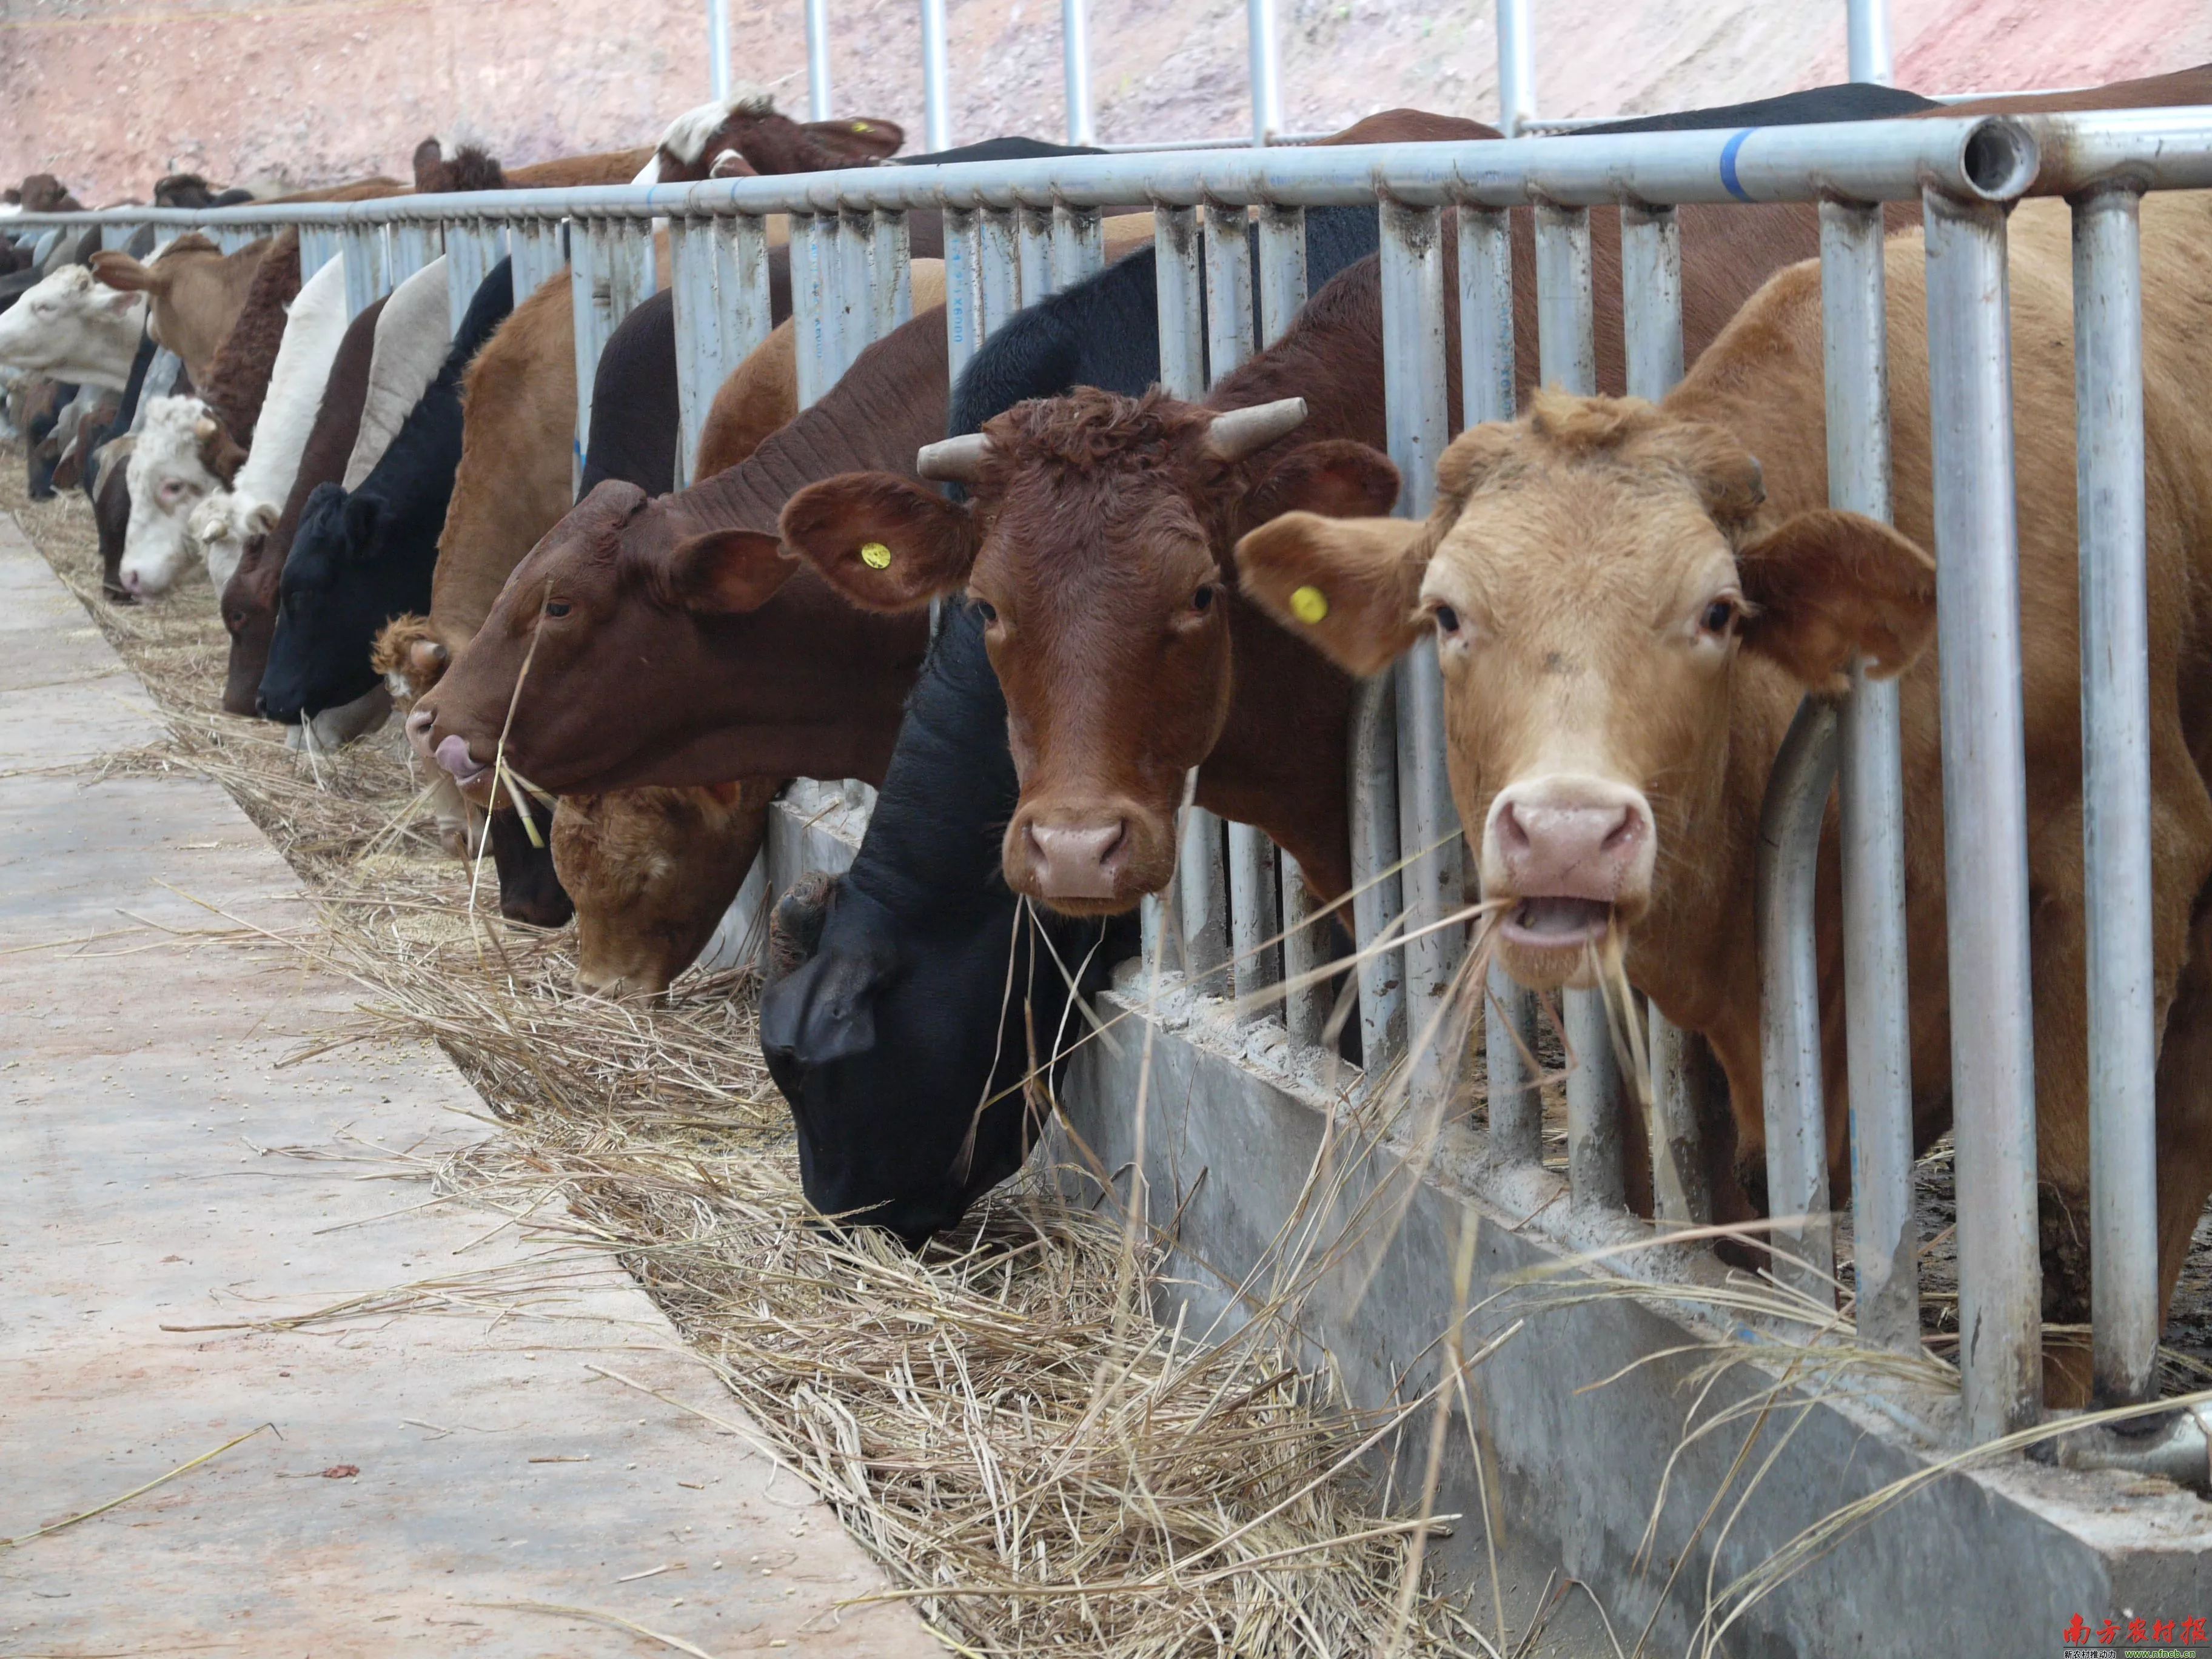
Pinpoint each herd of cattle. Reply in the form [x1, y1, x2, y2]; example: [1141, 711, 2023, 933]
[5, 65, 2211, 1405]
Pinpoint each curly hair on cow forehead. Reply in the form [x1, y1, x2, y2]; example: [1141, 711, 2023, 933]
[976, 387, 1218, 481]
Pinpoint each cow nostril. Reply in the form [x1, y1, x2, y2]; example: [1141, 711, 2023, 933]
[1495, 801, 1530, 854]
[1601, 809, 1641, 854]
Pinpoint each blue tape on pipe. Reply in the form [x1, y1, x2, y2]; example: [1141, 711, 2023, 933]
[1718, 128, 1757, 203]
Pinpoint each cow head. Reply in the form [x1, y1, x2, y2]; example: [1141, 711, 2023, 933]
[92, 234, 260, 383]
[645, 90, 903, 184]
[779, 389, 1398, 916]
[409, 480, 918, 804]
[1236, 391, 1937, 992]
[187, 490, 280, 597]
[0, 265, 145, 389]
[18, 173, 82, 213]
[258, 481, 407, 723]
[552, 780, 776, 997]
[411, 138, 508, 195]
[121, 397, 244, 597]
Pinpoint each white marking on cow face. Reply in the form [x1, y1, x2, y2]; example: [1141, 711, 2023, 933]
[121, 397, 224, 597]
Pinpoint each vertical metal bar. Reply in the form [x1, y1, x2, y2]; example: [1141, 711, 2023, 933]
[718, 212, 774, 376]
[839, 207, 874, 377]
[1062, 0, 1096, 147]
[1155, 206, 1228, 990]
[1495, 0, 1537, 136]
[1379, 201, 1461, 1087]
[443, 218, 497, 345]
[1258, 202, 1327, 1048]
[1050, 203, 1105, 290]
[1923, 187, 2042, 1440]
[979, 207, 1021, 335]
[341, 223, 387, 320]
[708, 0, 732, 101]
[1821, 197, 1920, 1354]
[871, 207, 914, 338]
[791, 213, 830, 409]
[298, 224, 341, 278]
[1247, 0, 1282, 145]
[1205, 204, 1281, 1023]
[1566, 989, 1624, 1208]
[1017, 204, 1056, 305]
[1848, 0, 1894, 85]
[670, 218, 718, 489]
[1460, 204, 1541, 1163]
[568, 222, 603, 491]
[509, 218, 565, 310]
[944, 209, 983, 388]
[1758, 697, 1840, 1303]
[803, 0, 833, 121]
[2074, 184, 2158, 1407]
[387, 220, 438, 286]
[1533, 197, 1619, 1203]
[1621, 199, 1708, 1221]
[1647, 1012, 1714, 1225]
[920, 0, 953, 152]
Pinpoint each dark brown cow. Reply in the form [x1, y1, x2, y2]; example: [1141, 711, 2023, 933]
[409, 308, 943, 798]
[195, 227, 301, 447]
[17, 174, 84, 213]
[642, 91, 903, 184]
[219, 293, 384, 715]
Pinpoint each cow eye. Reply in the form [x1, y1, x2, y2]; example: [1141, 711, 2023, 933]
[973, 598, 998, 626]
[1433, 603, 1461, 637]
[543, 599, 571, 618]
[1190, 583, 1216, 614]
[1699, 596, 1739, 637]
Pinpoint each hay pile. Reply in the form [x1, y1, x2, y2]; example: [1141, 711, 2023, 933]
[2, 461, 1501, 1655]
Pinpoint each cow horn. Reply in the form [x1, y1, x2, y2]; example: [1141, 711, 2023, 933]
[193, 416, 218, 441]
[916, 432, 994, 483]
[1203, 397, 1309, 463]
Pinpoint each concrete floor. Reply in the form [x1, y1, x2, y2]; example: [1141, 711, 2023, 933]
[0, 515, 941, 1655]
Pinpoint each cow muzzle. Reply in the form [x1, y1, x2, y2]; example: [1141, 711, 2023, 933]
[1004, 799, 1164, 915]
[1481, 774, 1655, 990]
[434, 733, 492, 795]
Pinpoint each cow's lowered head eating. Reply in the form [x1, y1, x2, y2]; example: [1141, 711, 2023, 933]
[1236, 390, 1936, 996]
[777, 389, 1398, 916]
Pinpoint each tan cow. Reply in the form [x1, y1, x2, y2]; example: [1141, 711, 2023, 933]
[89, 233, 270, 386]
[1236, 192, 2212, 1404]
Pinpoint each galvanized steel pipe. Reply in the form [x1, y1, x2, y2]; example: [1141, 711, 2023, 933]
[1924, 187, 2043, 1440]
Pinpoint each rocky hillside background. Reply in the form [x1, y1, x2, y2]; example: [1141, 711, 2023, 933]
[4, 0, 2209, 203]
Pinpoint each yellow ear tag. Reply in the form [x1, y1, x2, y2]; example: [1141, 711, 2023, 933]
[1290, 585, 1330, 625]
[860, 541, 893, 570]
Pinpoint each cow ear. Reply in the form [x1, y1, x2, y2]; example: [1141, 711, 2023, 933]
[341, 492, 381, 552]
[780, 472, 976, 612]
[89, 252, 159, 294]
[1236, 511, 1432, 677]
[666, 526, 800, 614]
[1242, 438, 1402, 525]
[1735, 509, 1937, 689]
[800, 117, 905, 161]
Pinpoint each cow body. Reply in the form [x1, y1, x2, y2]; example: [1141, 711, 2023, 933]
[346, 257, 452, 488]
[219, 295, 384, 714]
[189, 250, 352, 594]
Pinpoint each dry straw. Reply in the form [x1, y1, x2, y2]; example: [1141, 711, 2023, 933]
[3, 464, 1501, 1655]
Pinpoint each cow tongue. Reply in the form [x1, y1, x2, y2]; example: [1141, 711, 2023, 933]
[434, 734, 489, 785]
[1509, 896, 1611, 941]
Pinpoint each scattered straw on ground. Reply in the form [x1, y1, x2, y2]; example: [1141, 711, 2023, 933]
[1, 457, 1503, 1655]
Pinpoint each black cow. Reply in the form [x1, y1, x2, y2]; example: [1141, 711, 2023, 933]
[258, 260, 515, 724]
[757, 202, 1386, 1244]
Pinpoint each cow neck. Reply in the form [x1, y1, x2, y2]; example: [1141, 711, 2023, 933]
[674, 312, 951, 541]
[1183, 266, 1395, 902]
[838, 602, 1020, 928]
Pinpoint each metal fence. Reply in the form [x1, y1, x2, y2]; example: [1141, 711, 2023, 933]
[15, 107, 2212, 1449]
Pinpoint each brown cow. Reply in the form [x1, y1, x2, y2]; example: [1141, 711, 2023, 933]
[218, 293, 385, 714]
[552, 780, 780, 996]
[638, 90, 903, 184]
[1236, 193, 2212, 1406]
[195, 227, 301, 447]
[89, 233, 270, 386]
